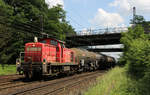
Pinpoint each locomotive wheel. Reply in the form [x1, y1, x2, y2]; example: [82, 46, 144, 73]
[25, 71, 33, 79]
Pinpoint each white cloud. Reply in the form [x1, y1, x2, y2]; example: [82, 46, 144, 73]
[109, 0, 150, 16]
[90, 8, 124, 28]
[45, 0, 64, 8]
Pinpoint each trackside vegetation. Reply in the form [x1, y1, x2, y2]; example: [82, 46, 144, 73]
[119, 25, 150, 95]
[0, 65, 16, 75]
[84, 67, 138, 95]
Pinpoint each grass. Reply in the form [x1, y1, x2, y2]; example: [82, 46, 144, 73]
[84, 67, 138, 95]
[0, 64, 16, 75]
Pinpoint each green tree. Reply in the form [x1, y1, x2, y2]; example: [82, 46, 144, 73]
[131, 14, 150, 33]
[131, 15, 145, 24]
[0, 0, 75, 65]
[120, 24, 150, 94]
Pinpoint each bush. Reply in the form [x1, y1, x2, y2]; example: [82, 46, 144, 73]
[84, 67, 139, 95]
[120, 25, 150, 94]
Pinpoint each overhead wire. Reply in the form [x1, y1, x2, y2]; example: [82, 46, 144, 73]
[0, 20, 43, 40]
[0, 17, 62, 40]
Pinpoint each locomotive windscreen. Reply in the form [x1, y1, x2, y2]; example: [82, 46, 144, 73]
[26, 47, 41, 51]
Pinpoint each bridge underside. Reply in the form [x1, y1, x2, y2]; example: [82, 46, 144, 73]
[66, 33, 121, 48]
[87, 48, 123, 52]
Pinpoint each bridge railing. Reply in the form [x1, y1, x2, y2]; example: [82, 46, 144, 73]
[75, 27, 128, 36]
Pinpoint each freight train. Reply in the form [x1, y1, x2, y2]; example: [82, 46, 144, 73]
[16, 37, 116, 79]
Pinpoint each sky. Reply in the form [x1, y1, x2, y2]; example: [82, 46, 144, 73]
[45, 0, 150, 59]
[45, 0, 150, 31]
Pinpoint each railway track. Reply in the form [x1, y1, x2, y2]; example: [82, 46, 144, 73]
[0, 74, 19, 79]
[0, 74, 24, 90]
[43, 72, 101, 95]
[0, 70, 106, 95]
[0, 81, 38, 91]
[0, 74, 22, 83]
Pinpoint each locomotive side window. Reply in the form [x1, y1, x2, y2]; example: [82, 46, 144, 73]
[27, 47, 41, 51]
[40, 40, 46, 44]
[50, 40, 57, 46]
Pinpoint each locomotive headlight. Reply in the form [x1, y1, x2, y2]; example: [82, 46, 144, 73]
[16, 58, 20, 65]
[16, 62, 20, 65]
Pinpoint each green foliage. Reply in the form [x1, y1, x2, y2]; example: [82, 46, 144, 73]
[84, 67, 139, 95]
[131, 15, 145, 24]
[120, 25, 150, 78]
[0, 0, 75, 65]
[120, 24, 150, 94]
[130, 14, 150, 32]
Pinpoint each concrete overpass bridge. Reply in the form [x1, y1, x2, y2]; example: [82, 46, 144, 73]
[66, 27, 128, 52]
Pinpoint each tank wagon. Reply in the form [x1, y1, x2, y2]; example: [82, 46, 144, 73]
[17, 37, 116, 79]
[98, 54, 116, 69]
[71, 48, 102, 72]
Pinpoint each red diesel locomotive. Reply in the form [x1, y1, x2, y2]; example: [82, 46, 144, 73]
[18, 38, 79, 78]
